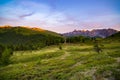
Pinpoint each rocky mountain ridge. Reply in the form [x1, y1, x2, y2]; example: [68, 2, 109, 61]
[63, 28, 118, 38]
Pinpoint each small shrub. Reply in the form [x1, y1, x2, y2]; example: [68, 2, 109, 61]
[58, 44, 62, 50]
[59, 46, 62, 50]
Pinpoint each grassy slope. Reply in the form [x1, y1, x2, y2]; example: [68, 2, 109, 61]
[0, 42, 120, 80]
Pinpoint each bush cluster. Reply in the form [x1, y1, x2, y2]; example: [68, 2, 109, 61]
[0, 44, 13, 65]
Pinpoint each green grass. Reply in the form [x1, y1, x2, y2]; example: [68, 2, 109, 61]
[0, 42, 120, 80]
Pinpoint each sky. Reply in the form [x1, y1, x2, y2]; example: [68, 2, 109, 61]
[0, 0, 120, 33]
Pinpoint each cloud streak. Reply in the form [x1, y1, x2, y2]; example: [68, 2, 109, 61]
[19, 12, 35, 19]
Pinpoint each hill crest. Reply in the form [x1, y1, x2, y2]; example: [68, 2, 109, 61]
[0, 25, 45, 32]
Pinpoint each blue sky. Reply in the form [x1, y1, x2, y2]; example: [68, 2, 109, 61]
[0, 0, 120, 33]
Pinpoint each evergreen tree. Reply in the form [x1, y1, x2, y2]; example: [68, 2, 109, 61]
[93, 39, 103, 54]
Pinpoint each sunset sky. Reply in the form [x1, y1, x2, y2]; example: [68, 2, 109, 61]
[0, 0, 120, 33]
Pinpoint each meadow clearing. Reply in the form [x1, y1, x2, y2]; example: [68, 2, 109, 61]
[0, 42, 120, 80]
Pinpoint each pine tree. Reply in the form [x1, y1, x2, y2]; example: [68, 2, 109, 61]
[93, 39, 103, 54]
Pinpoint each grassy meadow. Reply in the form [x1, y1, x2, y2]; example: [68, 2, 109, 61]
[0, 42, 120, 80]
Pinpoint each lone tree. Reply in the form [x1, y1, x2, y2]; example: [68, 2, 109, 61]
[93, 39, 103, 54]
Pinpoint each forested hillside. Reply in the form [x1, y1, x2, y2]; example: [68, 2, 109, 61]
[0, 26, 64, 50]
[104, 31, 120, 42]
[106, 32, 120, 40]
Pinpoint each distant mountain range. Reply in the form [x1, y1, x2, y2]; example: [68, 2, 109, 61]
[62, 29, 118, 38]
